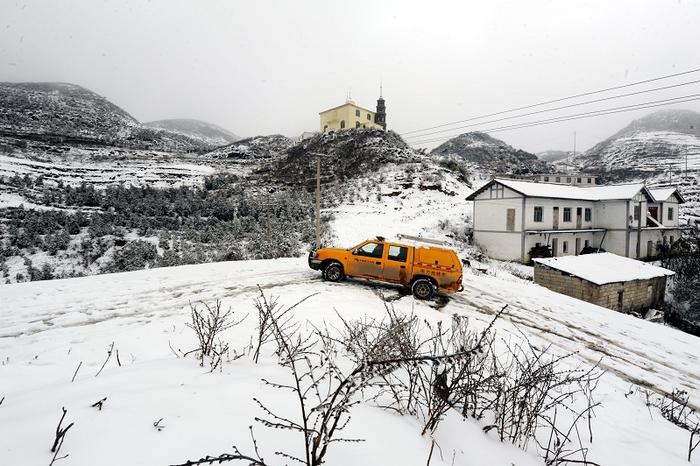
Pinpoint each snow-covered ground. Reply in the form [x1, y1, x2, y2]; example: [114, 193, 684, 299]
[0, 153, 218, 188]
[1, 257, 698, 465]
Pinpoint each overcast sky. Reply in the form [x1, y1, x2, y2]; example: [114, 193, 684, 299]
[1, 0, 699, 153]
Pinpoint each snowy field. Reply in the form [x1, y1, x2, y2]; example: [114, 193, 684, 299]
[1, 257, 699, 465]
[0, 153, 219, 188]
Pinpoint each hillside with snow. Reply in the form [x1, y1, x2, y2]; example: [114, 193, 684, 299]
[1, 257, 699, 466]
[0, 82, 221, 153]
[431, 132, 552, 174]
[144, 119, 239, 148]
[551, 109, 700, 223]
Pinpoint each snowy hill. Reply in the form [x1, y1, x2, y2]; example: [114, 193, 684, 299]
[537, 149, 577, 163]
[561, 109, 700, 221]
[144, 119, 239, 148]
[0, 82, 215, 153]
[0, 82, 138, 142]
[1, 258, 699, 465]
[431, 132, 552, 174]
[571, 109, 700, 176]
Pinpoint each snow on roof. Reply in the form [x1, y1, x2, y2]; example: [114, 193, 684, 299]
[649, 187, 685, 203]
[489, 178, 648, 201]
[533, 252, 674, 285]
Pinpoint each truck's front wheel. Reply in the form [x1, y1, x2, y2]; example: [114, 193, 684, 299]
[412, 278, 434, 300]
[323, 262, 344, 282]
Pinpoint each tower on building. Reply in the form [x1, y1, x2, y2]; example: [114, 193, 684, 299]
[374, 83, 386, 130]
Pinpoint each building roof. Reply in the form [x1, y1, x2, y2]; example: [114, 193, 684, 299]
[533, 252, 674, 285]
[649, 187, 686, 204]
[319, 101, 376, 115]
[466, 178, 653, 201]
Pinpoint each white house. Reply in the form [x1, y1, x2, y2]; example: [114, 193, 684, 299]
[466, 178, 686, 263]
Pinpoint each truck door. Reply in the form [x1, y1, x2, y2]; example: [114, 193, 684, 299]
[348, 241, 385, 278]
[382, 244, 410, 284]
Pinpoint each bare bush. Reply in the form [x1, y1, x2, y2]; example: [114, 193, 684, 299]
[252, 286, 315, 364]
[642, 388, 700, 462]
[186, 300, 246, 369]
[49, 407, 74, 466]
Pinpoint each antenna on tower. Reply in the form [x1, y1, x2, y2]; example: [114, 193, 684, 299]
[379, 81, 383, 98]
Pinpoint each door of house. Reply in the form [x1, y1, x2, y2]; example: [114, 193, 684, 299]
[617, 290, 624, 311]
[553, 207, 559, 230]
[551, 238, 558, 257]
[647, 240, 654, 257]
[575, 237, 581, 255]
[506, 208, 515, 231]
[576, 207, 582, 229]
[647, 206, 658, 226]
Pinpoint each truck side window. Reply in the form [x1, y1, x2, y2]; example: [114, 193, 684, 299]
[388, 245, 408, 262]
[355, 242, 384, 258]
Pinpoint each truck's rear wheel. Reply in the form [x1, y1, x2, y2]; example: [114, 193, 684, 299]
[412, 278, 434, 300]
[323, 262, 344, 282]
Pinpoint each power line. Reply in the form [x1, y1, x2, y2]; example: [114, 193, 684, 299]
[404, 78, 700, 140]
[401, 66, 700, 135]
[410, 93, 700, 146]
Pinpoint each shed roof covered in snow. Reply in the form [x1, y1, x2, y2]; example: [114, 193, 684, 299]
[533, 253, 674, 285]
[649, 187, 686, 203]
[467, 178, 653, 201]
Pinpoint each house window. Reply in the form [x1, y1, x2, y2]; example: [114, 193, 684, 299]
[534, 206, 543, 222]
[506, 209, 516, 231]
[355, 109, 360, 117]
[584, 240, 590, 249]
[566, 177, 572, 183]
[587, 178, 592, 184]
[668, 207, 674, 221]
[584, 208, 592, 222]
[489, 184, 504, 199]
[562, 241, 569, 253]
[577, 177, 582, 183]
[340, 120, 346, 129]
[555, 177, 561, 183]
[367, 113, 371, 120]
[563, 207, 572, 222]
[634, 205, 640, 220]
[355, 121, 360, 128]
[544, 176, 550, 182]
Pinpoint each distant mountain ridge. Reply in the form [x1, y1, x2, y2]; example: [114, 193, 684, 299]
[0, 82, 232, 153]
[144, 119, 238, 148]
[431, 131, 551, 174]
[571, 109, 700, 177]
[538, 150, 577, 163]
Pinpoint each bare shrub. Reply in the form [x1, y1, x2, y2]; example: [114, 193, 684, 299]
[641, 388, 700, 462]
[186, 300, 246, 369]
[49, 407, 74, 466]
[252, 286, 315, 364]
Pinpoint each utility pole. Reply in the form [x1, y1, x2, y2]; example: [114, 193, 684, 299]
[315, 154, 321, 248]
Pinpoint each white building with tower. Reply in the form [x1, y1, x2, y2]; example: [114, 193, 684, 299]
[466, 177, 685, 263]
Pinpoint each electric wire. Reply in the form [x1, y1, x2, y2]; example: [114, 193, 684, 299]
[404, 78, 700, 140]
[401, 66, 700, 136]
[410, 93, 700, 146]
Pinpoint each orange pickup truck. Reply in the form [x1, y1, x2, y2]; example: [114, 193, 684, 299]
[308, 236, 463, 299]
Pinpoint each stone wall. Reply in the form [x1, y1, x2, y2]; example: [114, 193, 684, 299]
[534, 264, 667, 313]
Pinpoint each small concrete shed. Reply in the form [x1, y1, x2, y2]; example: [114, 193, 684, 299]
[533, 253, 674, 313]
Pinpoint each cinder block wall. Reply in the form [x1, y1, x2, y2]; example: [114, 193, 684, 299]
[534, 264, 667, 313]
